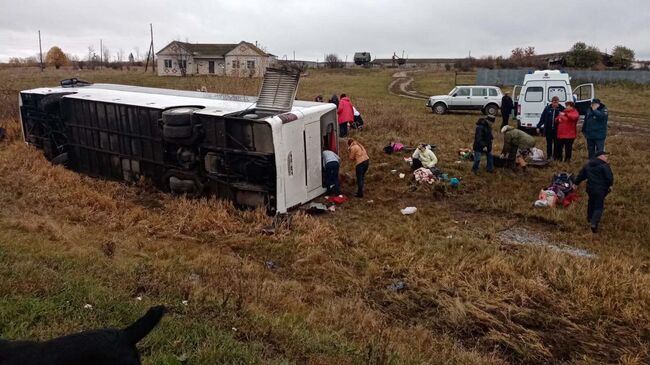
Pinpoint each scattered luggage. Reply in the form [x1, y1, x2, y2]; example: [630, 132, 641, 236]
[534, 172, 579, 208]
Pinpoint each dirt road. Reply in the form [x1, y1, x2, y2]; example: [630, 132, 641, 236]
[388, 71, 429, 100]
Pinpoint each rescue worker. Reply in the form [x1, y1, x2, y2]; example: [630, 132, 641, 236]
[328, 94, 339, 107]
[337, 94, 354, 138]
[322, 149, 341, 195]
[573, 151, 614, 233]
[500, 125, 536, 168]
[472, 115, 495, 174]
[536, 96, 565, 161]
[500, 92, 514, 128]
[347, 138, 370, 198]
[582, 98, 609, 159]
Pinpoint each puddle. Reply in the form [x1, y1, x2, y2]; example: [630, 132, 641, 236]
[498, 228, 596, 258]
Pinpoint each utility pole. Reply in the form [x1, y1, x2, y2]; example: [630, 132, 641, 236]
[150, 23, 155, 73]
[145, 23, 155, 73]
[38, 30, 44, 72]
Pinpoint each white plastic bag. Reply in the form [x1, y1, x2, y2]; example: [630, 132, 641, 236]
[400, 207, 417, 215]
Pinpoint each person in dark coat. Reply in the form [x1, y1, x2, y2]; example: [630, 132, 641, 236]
[573, 151, 614, 233]
[536, 96, 565, 160]
[328, 94, 339, 107]
[472, 115, 495, 174]
[322, 149, 341, 195]
[500, 92, 514, 128]
[582, 98, 609, 159]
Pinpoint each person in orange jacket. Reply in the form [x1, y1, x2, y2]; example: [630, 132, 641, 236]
[347, 138, 370, 198]
[337, 94, 354, 138]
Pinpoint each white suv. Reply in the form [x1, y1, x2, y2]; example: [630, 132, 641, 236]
[426, 86, 503, 115]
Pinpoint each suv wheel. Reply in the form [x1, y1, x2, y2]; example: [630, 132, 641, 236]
[484, 104, 498, 116]
[432, 103, 447, 115]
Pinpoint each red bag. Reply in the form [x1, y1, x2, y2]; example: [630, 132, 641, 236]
[327, 195, 349, 204]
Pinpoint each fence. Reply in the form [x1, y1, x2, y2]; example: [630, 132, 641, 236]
[476, 69, 650, 86]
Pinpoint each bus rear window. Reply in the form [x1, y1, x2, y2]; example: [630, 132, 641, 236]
[524, 87, 543, 102]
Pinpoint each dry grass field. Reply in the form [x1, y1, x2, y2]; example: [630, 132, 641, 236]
[0, 67, 649, 364]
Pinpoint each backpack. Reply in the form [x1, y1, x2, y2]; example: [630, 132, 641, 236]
[552, 172, 574, 195]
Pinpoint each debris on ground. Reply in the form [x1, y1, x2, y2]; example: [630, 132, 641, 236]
[327, 195, 349, 204]
[0, 127, 5, 142]
[400, 207, 417, 215]
[386, 281, 407, 292]
[383, 142, 405, 154]
[414, 167, 435, 184]
[449, 177, 460, 188]
[265, 260, 276, 270]
[399, 173, 406, 179]
[535, 172, 580, 208]
[306, 202, 328, 215]
[83, 304, 93, 309]
[498, 227, 596, 258]
[458, 148, 474, 161]
[261, 226, 276, 235]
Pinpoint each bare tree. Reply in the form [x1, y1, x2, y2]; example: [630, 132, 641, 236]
[103, 47, 111, 66]
[87, 45, 95, 62]
[117, 49, 124, 63]
[325, 53, 343, 68]
[68, 54, 81, 69]
[87, 45, 96, 69]
[133, 46, 140, 61]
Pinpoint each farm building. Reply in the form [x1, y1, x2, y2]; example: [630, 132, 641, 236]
[354, 52, 371, 65]
[156, 41, 276, 77]
[371, 58, 459, 70]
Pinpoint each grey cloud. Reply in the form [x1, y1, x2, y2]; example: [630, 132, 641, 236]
[1, 0, 648, 62]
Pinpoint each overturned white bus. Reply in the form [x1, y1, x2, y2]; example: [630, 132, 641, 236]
[19, 68, 339, 214]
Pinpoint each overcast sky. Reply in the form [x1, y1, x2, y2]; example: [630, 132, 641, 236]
[1, 0, 649, 62]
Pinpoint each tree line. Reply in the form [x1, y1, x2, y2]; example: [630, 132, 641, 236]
[321, 42, 639, 70]
[6, 42, 641, 71]
[7, 45, 149, 70]
[455, 42, 638, 71]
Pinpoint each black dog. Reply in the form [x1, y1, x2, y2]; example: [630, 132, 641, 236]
[0, 305, 165, 365]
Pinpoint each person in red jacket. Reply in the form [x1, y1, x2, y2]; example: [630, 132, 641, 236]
[555, 101, 580, 162]
[337, 94, 354, 138]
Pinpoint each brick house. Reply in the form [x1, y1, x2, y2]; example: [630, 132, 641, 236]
[156, 40, 276, 77]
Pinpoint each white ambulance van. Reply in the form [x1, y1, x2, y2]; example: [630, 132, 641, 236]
[513, 70, 594, 129]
